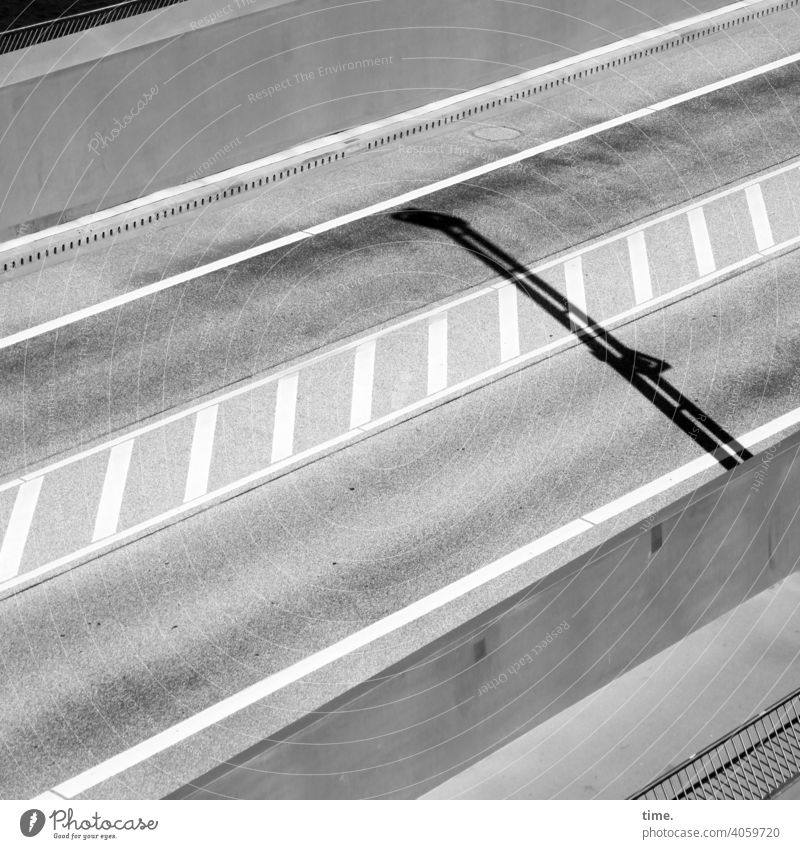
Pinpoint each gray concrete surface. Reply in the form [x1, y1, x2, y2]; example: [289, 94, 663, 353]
[0, 0, 730, 236]
[426, 570, 800, 799]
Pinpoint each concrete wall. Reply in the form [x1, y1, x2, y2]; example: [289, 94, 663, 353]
[174, 430, 800, 799]
[0, 0, 726, 239]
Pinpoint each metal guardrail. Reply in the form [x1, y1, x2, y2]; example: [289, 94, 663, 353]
[0, 0, 188, 55]
[632, 686, 800, 800]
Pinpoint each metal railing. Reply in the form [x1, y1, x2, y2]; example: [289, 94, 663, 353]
[632, 685, 800, 800]
[0, 0, 188, 55]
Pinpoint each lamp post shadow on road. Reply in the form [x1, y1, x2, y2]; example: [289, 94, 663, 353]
[393, 208, 752, 472]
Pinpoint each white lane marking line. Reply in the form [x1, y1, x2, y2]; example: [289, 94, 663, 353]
[0, 476, 23, 495]
[349, 340, 377, 429]
[647, 39, 795, 113]
[745, 183, 775, 251]
[184, 405, 219, 503]
[304, 109, 656, 236]
[7, 50, 800, 353]
[271, 373, 299, 463]
[47, 517, 593, 799]
[564, 256, 587, 330]
[498, 284, 520, 363]
[427, 313, 448, 395]
[92, 441, 133, 542]
[43, 399, 800, 799]
[0, 231, 311, 353]
[0, 478, 43, 581]
[4, 1, 751, 256]
[687, 206, 716, 277]
[627, 230, 653, 304]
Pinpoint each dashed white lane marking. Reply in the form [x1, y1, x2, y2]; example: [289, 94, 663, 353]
[271, 373, 299, 463]
[498, 284, 520, 363]
[687, 207, 716, 277]
[41, 402, 800, 801]
[427, 313, 448, 395]
[745, 183, 775, 251]
[184, 405, 219, 503]
[350, 340, 377, 429]
[0, 478, 43, 581]
[5, 48, 800, 353]
[564, 256, 587, 330]
[627, 231, 654, 305]
[92, 441, 133, 542]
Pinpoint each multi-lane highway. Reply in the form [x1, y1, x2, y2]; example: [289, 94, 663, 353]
[3, 6, 800, 799]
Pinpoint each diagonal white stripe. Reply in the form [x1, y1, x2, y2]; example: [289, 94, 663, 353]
[92, 441, 133, 542]
[184, 405, 219, 503]
[350, 340, 377, 429]
[427, 314, 448, 394]
[0, 478, 43, 581]
[271, 373, 299, 463]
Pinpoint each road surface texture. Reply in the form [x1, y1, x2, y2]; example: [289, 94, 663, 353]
[2, 5, 800, 799]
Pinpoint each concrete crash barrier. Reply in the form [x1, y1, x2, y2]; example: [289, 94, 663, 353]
[0, 0, 728, 239]
[170, 429, 800, 799]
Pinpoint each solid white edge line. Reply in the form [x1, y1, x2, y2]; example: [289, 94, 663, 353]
[2, 1, 755, 256]
[0, 230, 311, 353]
[5, 48, 800, 354]
[43, 399, 800, 800]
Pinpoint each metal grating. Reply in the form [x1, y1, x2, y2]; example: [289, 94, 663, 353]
[0, 0, 188, 55]
[632, 686, 800, 800]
